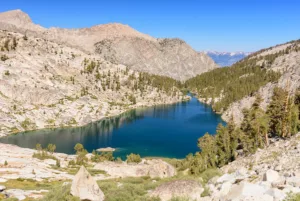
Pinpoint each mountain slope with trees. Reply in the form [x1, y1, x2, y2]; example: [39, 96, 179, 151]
[186, 39, 300, 125]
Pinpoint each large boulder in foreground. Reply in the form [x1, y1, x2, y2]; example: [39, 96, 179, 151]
[225, 182, 272, 201]
[150, 180, 203, 201]
[71, 166, 104, 201]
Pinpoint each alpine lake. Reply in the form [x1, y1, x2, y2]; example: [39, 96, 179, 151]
[0, 95, 225, 159]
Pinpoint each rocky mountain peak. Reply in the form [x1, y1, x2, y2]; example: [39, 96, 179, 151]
[0, 9, 219, 81]
[89, 22, 155, 41]
[0, 9, 32, 26]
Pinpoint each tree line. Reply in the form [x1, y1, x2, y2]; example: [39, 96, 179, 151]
[176, 87, 300, 175]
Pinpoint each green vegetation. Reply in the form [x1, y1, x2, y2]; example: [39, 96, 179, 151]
[0, 178, 63, 191]
[126, 153, 142, 163]
[97, 176, 160, 201]
[47, 144, 56, 154]
[285, 193, 300, 201]
[21, 118, 32, 129]
[68, 118, 77, 126]
[73, 143, 88, 165]
[81, 58, 183, 99]
[91, 150, 114, 162]
[170, 197, 190, 201]
[33, 143, 60, 168]
[186, 64, 281, 112]
[38, 184, 80, 201]
[128, 94, 136, 104]
[177, 87, 300, 175]
[1, 54, 9, 61]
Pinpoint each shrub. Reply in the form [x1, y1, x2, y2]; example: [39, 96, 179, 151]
[76, 152, 88, 165]
[68, 160, 76, 166]
[91, 151, 114, 162]
[38, 184, 80, 201]
[285, 193, 300, 201]
[56, 159, 61, 168]
[4, 160, 8, 166]
[199, 168, 221, 183]
[1, 55, 9, 61]
[47, 144, 56, 154]
[126, 153, 142, 163]
[74, 143, 85, 154]
[128, 94, 136, 104]
[74, 143, 88, 165]
[21, 118, 31, 129]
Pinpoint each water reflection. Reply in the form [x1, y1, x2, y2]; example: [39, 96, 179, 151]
[0, 97, 225, 159]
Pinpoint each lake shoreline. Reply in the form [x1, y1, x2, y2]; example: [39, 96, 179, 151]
[0, 96, 191, 139]
[0, 94, 224, 159]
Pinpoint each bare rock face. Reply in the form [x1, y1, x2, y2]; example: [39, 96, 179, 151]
[71, 166, 104, 201]
[95, 37, 218, 81]
[150, 180, 204, 201]
[93, 159, 176, 178]
[0, 9, 218, 81]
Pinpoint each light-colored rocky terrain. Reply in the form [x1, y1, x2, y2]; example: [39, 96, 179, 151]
[204, 132, 300, 200]
[222, 40, 300, 124]
[0, 142, 176, 200]
[0, 10, 218, 81]
[0, 29, 189, 137]
[2, 133, 300, 200]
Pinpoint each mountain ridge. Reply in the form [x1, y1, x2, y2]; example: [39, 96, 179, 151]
[0, 9, 218, 81]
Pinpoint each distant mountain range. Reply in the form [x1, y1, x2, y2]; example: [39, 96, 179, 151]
[204, 51, 251, 67]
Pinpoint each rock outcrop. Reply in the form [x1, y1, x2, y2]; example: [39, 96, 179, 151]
[150, 180, 204, 201]
[93, 159, 176, 178]
[202, 132, 300, 201]
[71, 166, 104, 201]
[0, 9, 218, 81]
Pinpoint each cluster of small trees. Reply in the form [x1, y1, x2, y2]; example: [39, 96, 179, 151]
[33, 143, 60, 166]
[178, 87, 300, 175]
[68, 143, 142, 166]
[80, 58, 182, 104]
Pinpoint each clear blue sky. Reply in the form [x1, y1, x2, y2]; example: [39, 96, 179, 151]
[1, 0, 299, 52]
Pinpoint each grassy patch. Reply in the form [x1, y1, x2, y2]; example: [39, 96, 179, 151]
[97, 174, 204, 201]
[199, 168, 221, 183]
[38, 184, 80, 201]
[170, 197, 190, 201]
[0, 178, 63, 191]
[285, 193, 300, 201]
[97, 177, 157, 201]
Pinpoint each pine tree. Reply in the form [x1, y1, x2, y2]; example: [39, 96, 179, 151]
[215, 124, 231, 167]
[267, 87, 286, 137]
[198, 133, 217, 169]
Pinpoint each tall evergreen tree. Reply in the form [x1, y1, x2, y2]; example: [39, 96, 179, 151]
[198, 133, 217, 169]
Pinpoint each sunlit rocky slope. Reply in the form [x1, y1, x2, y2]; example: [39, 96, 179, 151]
[0, 29, 188, 137]
[0, 9, 218, 81]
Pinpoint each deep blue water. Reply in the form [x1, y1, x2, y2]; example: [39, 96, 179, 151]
[0, 96, 225, 159]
